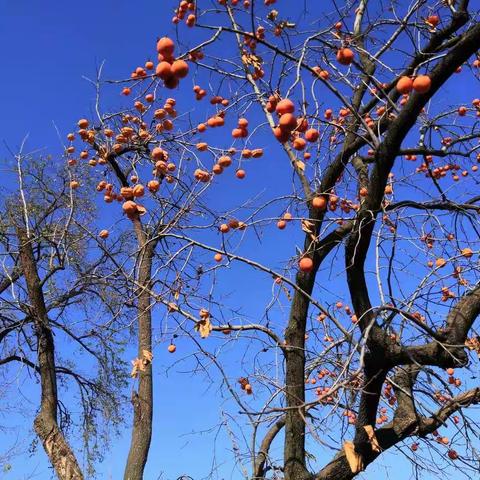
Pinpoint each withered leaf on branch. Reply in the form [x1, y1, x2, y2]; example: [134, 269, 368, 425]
[301, 219, 318, 241]
[195, 316, 213, 338]
[241, 53, 263, 70]
[130, 358, 144, 378]
[295, 160, 305, 172]
[301, 219, 315, 234]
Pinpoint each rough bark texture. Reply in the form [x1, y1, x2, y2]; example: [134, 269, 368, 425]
[17, 227, 84, 480]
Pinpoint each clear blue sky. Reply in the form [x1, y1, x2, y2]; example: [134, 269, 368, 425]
[0, 1, 478, 479]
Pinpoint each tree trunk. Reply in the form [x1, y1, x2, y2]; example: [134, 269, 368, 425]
[124, 224, 156, 480]
[284, 270, 314, 480]
[17, 227, 84, 480]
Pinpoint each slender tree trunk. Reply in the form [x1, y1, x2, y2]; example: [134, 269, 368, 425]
[17, 228, 84, 480]
[124, 223, 157, 480]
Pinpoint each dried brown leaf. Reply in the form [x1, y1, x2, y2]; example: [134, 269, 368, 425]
[296, 160, 305, 172]
[130, 358, 144, 378]
[195, 317, 213, 339]
[301, 219, 315, 234]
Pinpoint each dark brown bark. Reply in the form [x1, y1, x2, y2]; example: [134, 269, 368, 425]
[337, 13, 480, 478]
[283, 270, 312, 480]
[17, 227, 84, 480]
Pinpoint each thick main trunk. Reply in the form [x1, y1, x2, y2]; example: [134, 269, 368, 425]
[17, 227, 83, 480]
[284, 271, 314, 480]
[124, 230, 155, 480]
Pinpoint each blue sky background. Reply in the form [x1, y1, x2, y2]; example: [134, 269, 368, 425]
[0, 1, 479, 479]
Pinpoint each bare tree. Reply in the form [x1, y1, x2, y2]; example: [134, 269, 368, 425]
[1, 155, 128, 479]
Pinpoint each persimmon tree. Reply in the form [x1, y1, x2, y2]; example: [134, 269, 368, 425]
[15, 0, 480, 479]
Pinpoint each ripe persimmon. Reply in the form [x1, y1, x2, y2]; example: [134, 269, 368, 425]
[132, 184, 145, 197]
[279, 113, 297, 130]
[293, 137, 306, 150]
[232, 128, 245, 138]
[122, 200, 138, 215]
[238, 118, 249, 128]
[312, 196, 327, 210]
[435, 258, 447, 268]
[156, 61, 173, 79]
[296, 117, 308, 132]
[228, 219, 240, 229]
[218, 155, 232, 167]
[147, 180, 160, 193]
[157, 37, 175, 57]
[120, 187, 134, 199]
[305, 129, 319, 142]
[299, 257, 314, 272]
[336, 48, 354, 65]
[194, 169, 210, 182]
[412, 75, 431, 93]
[171, 59, 189, 78]
[212, 164, 223, 174]
[426, 15, 439, 27]
[275, 99, 295, 115]
[447, 450, 458, 460]
[396, 76, 413, 94]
